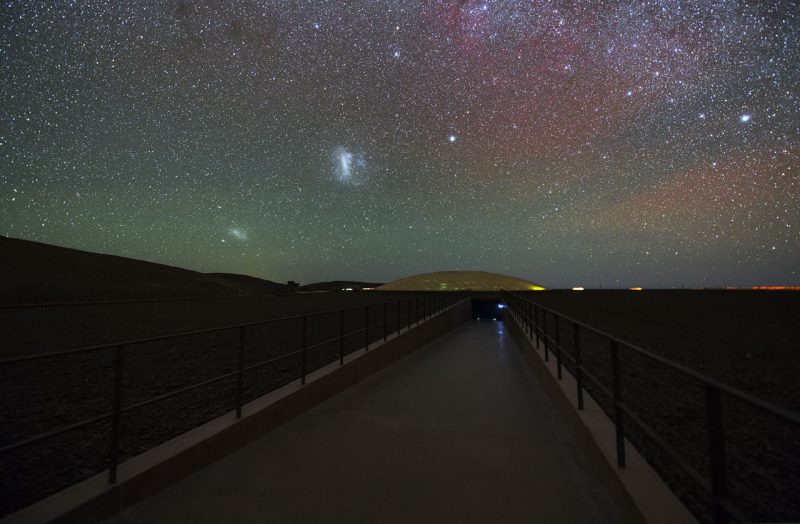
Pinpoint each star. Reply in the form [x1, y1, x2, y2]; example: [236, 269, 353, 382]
[0, 0, 795, 290]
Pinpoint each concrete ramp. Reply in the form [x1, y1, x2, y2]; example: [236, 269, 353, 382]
[109, 321, 626, 523]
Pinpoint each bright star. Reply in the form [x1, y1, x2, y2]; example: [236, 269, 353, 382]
[448, 134, 457, 143]
[739, 114, 752, 123]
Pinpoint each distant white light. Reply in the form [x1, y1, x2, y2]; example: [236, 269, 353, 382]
[739, 114, 752, 123]
[497, 304, 506, 309]
[448, 134, 457, 143]
[572, 287, 585, 291]
[626, 90, 633, 97]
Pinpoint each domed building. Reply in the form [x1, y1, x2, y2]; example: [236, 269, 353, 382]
[376, 271, 545, 291]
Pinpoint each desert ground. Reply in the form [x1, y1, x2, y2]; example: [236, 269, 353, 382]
[2, 289, 798, 520]
[514, 289, 800, 522]
[1, 291, 448, 516]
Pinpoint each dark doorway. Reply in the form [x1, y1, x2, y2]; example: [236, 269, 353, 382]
[471, 300, 504, 320]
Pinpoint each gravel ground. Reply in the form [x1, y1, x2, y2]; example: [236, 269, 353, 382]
[0, 292, 453, 517]
[2, 290, 797, 521]
[511, 290, 800, 523]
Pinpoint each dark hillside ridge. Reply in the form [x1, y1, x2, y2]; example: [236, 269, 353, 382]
[0, 237, 280, 305]
[300, 280, 383, 292]
[206, 273, 290, 293]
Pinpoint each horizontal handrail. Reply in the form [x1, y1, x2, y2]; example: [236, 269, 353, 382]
[0, 296, 442, 365]
[1, 294, 464, 490]
[616, 401, 710, 491]
[243, 349, 305, 373]
[122, 371, 242, 413]
[507, 292, 800, 426]
[503, 291, 800, 523]
[0, 412, 113, 454]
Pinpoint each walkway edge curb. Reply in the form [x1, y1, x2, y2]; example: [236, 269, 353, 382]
[503, 308, 698, 524]
[3, 300, 472, 524]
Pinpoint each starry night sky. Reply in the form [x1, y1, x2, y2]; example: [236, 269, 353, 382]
[1, 1, 798, 288]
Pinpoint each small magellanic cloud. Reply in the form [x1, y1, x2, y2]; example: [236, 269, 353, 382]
[228, 227, 248, 241]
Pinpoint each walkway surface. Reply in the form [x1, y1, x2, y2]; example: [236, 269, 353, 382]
[109, 321, 623, 523]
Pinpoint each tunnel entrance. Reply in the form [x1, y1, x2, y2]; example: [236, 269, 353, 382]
[471, 300, 504, 320]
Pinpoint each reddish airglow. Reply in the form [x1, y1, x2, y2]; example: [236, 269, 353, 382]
[744, 286, 800, 291]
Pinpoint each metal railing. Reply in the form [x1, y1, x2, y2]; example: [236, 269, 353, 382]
[502, 292, 800, 524]
[0, 293, 462, 516]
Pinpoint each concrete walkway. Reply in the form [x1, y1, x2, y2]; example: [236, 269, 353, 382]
[109, 321, 623, 523]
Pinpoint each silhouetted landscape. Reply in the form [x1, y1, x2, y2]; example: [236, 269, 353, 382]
[0, 236, 382, 306]
[3, 2, 798, 521]
[1, 239, 798, 519]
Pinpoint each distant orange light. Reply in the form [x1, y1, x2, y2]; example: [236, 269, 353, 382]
[629, 287, 643, 291]
[749, 286, 800, 291]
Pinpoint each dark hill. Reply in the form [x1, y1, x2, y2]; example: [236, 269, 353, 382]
[300, 280, 383, 292]
[207, 273, 290, 293]
[0, 237, 275, 305]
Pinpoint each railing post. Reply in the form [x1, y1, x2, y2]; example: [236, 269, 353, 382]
[301, 316, 307, 385]
[555, 315, 562, 380]
[527, 301, 532, 338]
[706, 385, 729, 524]
[407, 299, 411, 330]
[364, 305, 369, 351]
[236, 326, 245, 419]
[610, 340, 625, 467]
[108, 344, 125, 484]
[397, 300, 401, 335]
[384, 302, 388, 342]
[339, 309, 345, 365]
[543, 309, 549, 361]
[574, 323, 584, 410]
[533, 305, 540, 349]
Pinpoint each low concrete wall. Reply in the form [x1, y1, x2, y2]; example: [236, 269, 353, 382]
[6, 299, 472, 524]
[503, 308, 697, 524]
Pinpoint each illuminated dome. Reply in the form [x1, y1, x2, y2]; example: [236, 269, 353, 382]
[376, 271, 545, 291]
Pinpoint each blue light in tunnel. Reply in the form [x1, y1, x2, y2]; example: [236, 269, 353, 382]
[497, 304, 506, 309]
